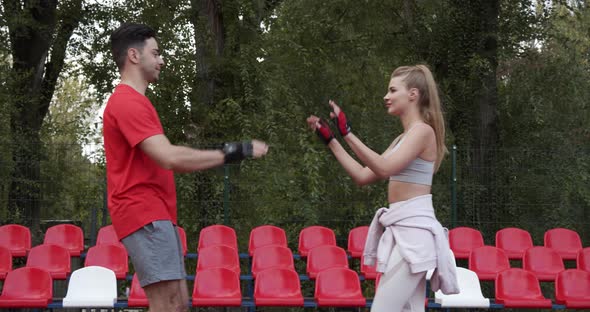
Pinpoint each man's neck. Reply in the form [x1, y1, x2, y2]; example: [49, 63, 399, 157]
[119, 72, 149, 95]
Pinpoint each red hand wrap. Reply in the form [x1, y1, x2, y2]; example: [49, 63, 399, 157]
[315, 119, 334, 145]
[336, 111, 351, 137]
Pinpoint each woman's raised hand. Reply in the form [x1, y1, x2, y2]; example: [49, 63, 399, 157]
[306, 115, 334, 145]
[328, 100, 351, 137]
[306, 115, 321, 131]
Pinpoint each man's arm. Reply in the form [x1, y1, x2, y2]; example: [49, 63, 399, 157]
[139, 134, 225, 173]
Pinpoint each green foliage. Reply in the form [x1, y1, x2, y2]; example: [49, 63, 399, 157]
[0, 0, 589, 252]
[33, 76, 104, 235]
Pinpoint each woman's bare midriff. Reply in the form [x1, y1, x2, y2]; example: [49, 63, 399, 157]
[388, 180, 431, 204]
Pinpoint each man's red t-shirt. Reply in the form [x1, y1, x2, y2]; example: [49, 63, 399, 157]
[103, 84, 177, 240]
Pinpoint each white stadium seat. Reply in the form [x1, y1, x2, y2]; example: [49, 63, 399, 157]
[435, 267, 490, 308]
[63, 266, 117, 307]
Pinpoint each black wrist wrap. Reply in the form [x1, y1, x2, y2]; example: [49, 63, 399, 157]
[222, 141, 253, 163]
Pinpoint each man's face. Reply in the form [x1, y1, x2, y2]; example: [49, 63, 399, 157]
[138, 38, 164, 83]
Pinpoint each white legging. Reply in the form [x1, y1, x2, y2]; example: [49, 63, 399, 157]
[371, 246, 427, 312]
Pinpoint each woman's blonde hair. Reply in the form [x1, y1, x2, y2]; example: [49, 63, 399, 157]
[391, 65, 447, 171]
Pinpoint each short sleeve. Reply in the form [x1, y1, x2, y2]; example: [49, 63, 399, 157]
[112, 97, 163, 147]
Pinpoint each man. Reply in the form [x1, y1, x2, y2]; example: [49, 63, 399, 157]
[103, 23, 268, 312]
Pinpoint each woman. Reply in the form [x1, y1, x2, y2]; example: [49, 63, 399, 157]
[307, 65, 458, 312]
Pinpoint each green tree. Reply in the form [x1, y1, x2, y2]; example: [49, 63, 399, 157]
[39, 75, 104, 227]
[1, 0, 84, 237]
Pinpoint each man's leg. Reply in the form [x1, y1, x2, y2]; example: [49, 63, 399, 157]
[143, 279, 186, 312]
[122, 221, 187, 312]
[175, 226, 190, 311]
[179, 279, 190, 311]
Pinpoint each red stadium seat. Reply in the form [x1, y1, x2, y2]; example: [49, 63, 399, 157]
[0, 246, 11, 280]
[128, 274, 148, 307]
[252, 245, 295, 278]
[315, 268, 366, 307]
[307, 245, 349, 279]
[449, 227, 484, 259]
[43, 224, 84, 256]
[298, 226, 336, 257]
[192, 268, 241, 307]
[523, 246, 564, 281]
[544, 228, 582, 260]
[177, 226, 188, 256]
[347, 226, 369, 258]
[26, 244, 71, 280]
[360, 255, 378, 279]
[198, 225, 237, 251]
[555, 269, 590, 308]
[495, 268, 552, 308]
[254, 268, 304, 306]
[0, 224, 31, 257]
[248, 225, 288, 256]
[197, 245, 240, 276]
[84, 244, 129, 279]
[469, 246, 510, 280]
[96, 225, 123, 248]
[0, 267, 52, 308]
[577, 248, 590, 272]
[495, 227, 533, 259]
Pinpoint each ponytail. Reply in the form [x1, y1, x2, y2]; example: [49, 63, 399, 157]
[392, 65, 447, 171]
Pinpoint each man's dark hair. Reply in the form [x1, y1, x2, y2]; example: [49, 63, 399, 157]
[110, 23, 156, 70]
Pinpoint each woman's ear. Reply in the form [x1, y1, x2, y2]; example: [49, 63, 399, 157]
[409, 88, 419, 101]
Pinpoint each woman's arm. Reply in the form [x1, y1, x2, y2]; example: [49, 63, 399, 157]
[329, 100, 434, 178]
[327, 139, 381, 186]
[326, 100, 431, 178]
[307, 115, 381, 186]
[343, 126, 430, 178]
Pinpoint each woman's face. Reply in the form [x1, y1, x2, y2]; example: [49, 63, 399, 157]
[383, 76, 415, 116]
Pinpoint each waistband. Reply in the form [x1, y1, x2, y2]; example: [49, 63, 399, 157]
[388, 194, 433, 210]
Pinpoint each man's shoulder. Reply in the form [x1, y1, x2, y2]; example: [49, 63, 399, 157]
[105, 88, 152, 116]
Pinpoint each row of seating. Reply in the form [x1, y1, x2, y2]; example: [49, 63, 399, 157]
[449, 226, 585, 260]
[0, 243, 352, 282]
[469, 245, 590, 281]
[436, 267, 590, 308]
[0, 265, 364, 308]
[2, 261, 590, 308]
[99, 225, 590, 281]
[4, 243, 587, 285]
[1, 223, 590, 309]
[0, 243, 128, 280]
[2, 224, 587, 259]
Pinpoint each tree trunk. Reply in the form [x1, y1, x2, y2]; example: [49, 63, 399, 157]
[472, 0, 499, 226]
[190, 0, 225, 111]
[190, 0, 227, 226]
[4, 0, 83, 237]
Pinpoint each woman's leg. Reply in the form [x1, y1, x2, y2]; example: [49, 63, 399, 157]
[371, 247, 427, 312]
[402, 271, 427, 312]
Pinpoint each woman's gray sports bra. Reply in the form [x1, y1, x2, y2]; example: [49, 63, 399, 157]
[383, 125, 435, 186]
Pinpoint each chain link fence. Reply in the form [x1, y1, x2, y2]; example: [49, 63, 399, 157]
[0, 143, 588, 253]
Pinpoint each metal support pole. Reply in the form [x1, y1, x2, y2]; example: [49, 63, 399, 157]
[102, 176, 108, 226]
[223, 165, 230, 226]
[90, 206, 97, 246]
[451, 145, 458, 228]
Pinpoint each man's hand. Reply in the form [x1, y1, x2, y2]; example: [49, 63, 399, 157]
[251, 140, 269, 158]
[222, 140, 269, 163]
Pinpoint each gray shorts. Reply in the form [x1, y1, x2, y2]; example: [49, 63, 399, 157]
[122, 220, 186, 287]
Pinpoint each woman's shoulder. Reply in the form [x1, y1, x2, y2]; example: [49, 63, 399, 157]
[409, 122, 435, 139]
